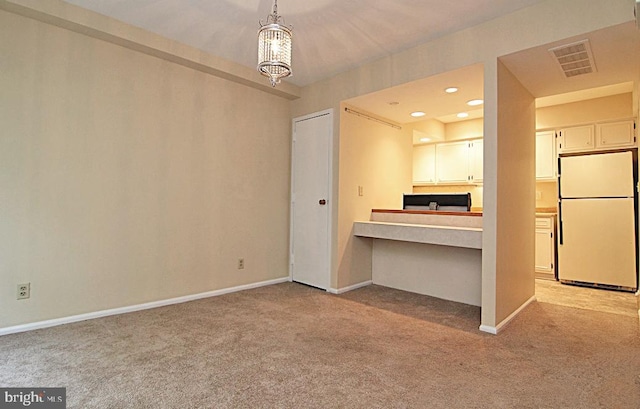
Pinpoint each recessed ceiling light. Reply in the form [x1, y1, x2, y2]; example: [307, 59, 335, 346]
[457, 112, 469, 118]
[467, 99, 484, 106]
[445, 87, 458, 93]
[420, 137, 431, 142]
[411, 111, 426, 118]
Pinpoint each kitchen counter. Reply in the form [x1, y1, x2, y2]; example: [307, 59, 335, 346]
[535, 207, 557, 215]
[354, 209, 483, 249]
[353, 222, 482, 249]
[372, 209, 483, 216]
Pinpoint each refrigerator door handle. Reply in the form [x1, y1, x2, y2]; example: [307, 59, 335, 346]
[558, 201, 563, 245]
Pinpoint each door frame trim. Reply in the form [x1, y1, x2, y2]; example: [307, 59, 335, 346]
[289, 108, 334, 289]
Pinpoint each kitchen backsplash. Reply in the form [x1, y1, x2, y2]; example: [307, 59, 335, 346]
[536, 180, 558, 209]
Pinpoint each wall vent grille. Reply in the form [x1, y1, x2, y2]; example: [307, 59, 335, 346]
[548, 39, 597, 78]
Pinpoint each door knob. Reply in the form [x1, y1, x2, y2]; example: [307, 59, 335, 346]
[319, 199, 327, 205]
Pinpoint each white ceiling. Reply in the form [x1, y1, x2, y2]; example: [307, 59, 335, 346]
[62, 0, 547, 87]
[62, 1, 640, 127]
[344, 64, 485, 125]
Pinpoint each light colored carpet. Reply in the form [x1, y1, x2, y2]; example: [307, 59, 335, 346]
[1, 282, 639, 408]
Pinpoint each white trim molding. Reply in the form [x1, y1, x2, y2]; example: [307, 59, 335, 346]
[0, 277, 289, 337]
[328, 280, 373, 295]
[479, 295, 537, 335]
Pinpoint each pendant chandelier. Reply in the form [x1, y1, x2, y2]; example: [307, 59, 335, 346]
[257, 0, 292, 87]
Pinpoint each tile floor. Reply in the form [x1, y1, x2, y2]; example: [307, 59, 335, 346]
[535, 278, 638, 317]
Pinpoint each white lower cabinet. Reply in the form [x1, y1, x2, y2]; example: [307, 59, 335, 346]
[535, 215, 556, 280]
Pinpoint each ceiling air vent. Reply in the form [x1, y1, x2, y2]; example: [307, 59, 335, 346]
[548, 39, 597, 78]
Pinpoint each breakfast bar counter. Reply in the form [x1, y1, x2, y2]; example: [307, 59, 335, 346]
[354, 209, 483, 307]
[354, 209, 483, 249]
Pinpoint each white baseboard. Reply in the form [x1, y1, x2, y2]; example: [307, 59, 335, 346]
[0, 277, 289, 337]
[328, 280, 372, 295]
[479, 295, 537, 335]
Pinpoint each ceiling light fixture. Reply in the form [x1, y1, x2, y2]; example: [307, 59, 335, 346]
[457, 112, 469, 118]
[257, 0, 292, 87]
[411, 111, 426, 118]
[420, 137, 431, 142]
[467, 99, 484, 106]
[445, 87, 458, 93]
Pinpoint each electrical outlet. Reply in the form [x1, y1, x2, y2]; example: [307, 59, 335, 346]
[238, 258, 245, 270]
[17, 283, 30, 300]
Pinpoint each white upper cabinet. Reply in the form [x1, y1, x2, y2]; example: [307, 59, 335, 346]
[412, 139, 483, 185]
[436, 141, 470, 184]
[557, 125, 595, 153]
[557, 120, 636, 154]
[596, 120, 636, 149]
[468, 139, 483, 183]
[412, 144, 436, 184]
[536, 131, 556, 180]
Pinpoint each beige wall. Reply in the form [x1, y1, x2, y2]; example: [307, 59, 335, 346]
[494, 60, 536, 326]
[372, 241, 482, 306]
[337, 104, 413, 288]
[536, 93, 633, 129]
[535, 181, 558, 209]
[0, 10, 291, 328]
[445, 118, 484, 141]
[411, 119, 445, 142]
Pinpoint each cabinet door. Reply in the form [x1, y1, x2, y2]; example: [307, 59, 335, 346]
[535, 131, 556, 180]
[558, 125, 595, 153]
[436, 141, 469, 184]
[412, 144, 436, 184]
[535, 216, 555, 279]
[596, 120, 636, 149]
[535, 228, 554, 274]
[468, 139, 483, 183]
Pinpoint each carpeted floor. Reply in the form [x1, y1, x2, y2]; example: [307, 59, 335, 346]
[1, 282, 639, 408]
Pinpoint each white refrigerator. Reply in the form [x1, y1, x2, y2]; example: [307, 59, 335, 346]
[558, 151, 638, 290]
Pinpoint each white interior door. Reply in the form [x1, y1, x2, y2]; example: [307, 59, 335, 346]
[290, 110, 333, 290]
